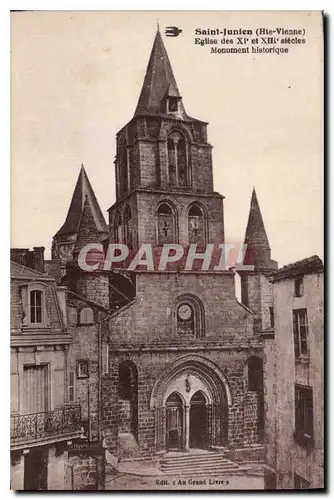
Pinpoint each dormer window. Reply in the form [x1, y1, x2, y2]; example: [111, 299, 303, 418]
[30, 290, 43, 324]
[168, 97, 178, 112]
[20, 284, 49, 329]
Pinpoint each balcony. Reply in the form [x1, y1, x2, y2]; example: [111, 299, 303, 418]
[10, 405, 82, 450]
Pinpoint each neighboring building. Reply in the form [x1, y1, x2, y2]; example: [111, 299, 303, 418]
[100, 28, 268, 463]
[10, 251, 82, 490]
[262, 256, 324, 489]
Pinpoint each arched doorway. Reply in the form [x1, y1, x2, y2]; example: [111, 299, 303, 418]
[151, 355, 232, 452]
[189, 391, 207, 449]
[165, 392, 184, 450]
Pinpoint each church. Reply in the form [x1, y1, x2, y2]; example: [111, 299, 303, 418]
[52, 27, 277, 461]
[25, 28, 279, 468]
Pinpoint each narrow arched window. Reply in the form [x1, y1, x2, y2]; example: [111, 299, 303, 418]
[168, 138, 177, 186]
[30, 290, 43, 324]
[119, 361, 138, 401]
[167, 131, 188, 187]
[177, 138, 187, 186]
[157, 202, 176, 245]
[124, 205, 132, 249]
[119, 139, 128, 196]
[188, 203, 206, 244]
[114, 211, 122, 243]
[79, 307, 94, 325]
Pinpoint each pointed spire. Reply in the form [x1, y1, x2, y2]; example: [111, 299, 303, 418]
[243, 188, 278, 270]
[134, 29, 187, 117]
[73, 195, 102, 256]
[245, 188, 270, 249]
[56, 165, 108, 238]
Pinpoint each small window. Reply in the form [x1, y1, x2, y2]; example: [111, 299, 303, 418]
[77, 360, 89, 379]
[293, 309, 309, 359]
[69, 371, 75, 402]
[294, 473, 310, 489]
[294, 384, 314, 447]
[30, 290, 43, 324]
[294, 278, 304, 297]
[269, 306, 275, 328]
[79, 307, 94, 325]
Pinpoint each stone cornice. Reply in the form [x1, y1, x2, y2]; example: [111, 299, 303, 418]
[11, 333, 73, 348]
[108, 342, 263, 354]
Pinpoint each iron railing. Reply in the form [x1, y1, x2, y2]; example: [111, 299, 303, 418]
[11, 405, 82, 446]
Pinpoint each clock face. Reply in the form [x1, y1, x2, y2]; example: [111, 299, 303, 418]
[178, 304, 192, 320]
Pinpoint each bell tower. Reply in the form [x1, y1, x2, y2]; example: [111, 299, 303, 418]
[108, 28, 225, 251]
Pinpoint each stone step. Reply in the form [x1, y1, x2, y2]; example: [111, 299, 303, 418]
[160, 453, 241, 477]
[160, 465, 242, 477]
[161, 452, 226, 464]
[161, 463, 240, 473]
[160, 457, 233, 469]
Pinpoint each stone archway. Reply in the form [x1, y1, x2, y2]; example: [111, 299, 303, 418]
[150, 355, 232, 452]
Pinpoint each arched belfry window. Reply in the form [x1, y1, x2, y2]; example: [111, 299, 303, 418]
[157, 202, 177, 245]
[188, 203, 206, 245]
[167, 131, 189, 187]
[175, 295, 205, 338]
[124, 205, 132, 249]
[114, 211, 123, 243]
[119, 138, 128, 196]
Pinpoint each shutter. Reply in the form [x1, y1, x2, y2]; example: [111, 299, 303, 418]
[23, 365, 48, 414]
[293, 311, 300, 358]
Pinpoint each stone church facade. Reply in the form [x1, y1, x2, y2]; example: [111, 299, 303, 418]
[99, 29, 278, 460]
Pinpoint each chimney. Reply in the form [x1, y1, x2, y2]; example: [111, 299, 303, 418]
[33, 247, 45, 273]
[10, 248, 29, 267]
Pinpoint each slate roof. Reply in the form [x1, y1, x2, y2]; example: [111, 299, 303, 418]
[270, 255, 323, 282]
[244, 188, 270, 251]
[134, 29, 188, 119]
[55, 165, 108, 238]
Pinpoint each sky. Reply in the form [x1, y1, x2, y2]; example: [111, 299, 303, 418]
[10, 10, 323, 266]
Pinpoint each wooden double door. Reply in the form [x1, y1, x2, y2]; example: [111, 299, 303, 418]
[165, 391, 208, 450]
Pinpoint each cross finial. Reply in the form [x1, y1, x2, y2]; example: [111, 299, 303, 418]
[157, 18, 160, 32]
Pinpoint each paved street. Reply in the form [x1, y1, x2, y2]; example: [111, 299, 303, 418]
[105, 473, 264, 491]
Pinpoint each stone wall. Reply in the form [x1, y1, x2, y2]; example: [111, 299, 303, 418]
[67, 449, 105, 491]
[102, 348, 263, 458]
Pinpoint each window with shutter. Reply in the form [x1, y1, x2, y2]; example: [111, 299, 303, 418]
[293, 309, 309, 359]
